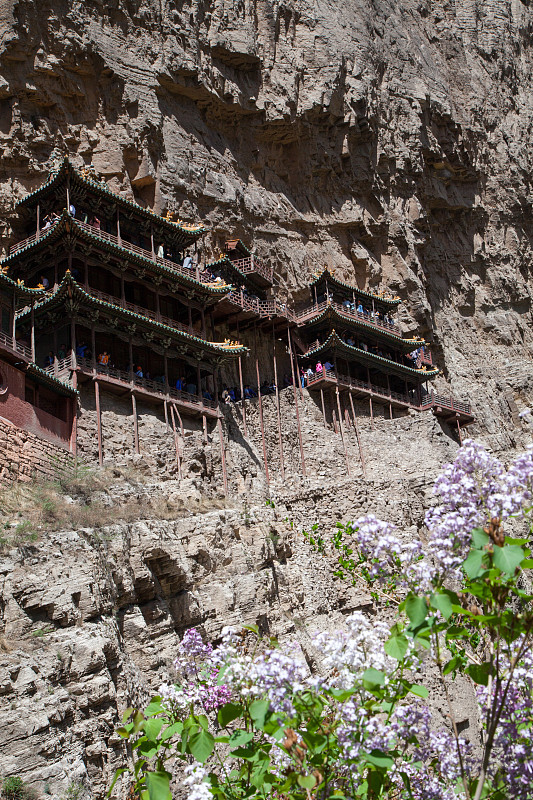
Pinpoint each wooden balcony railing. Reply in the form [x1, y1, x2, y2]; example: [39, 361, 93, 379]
[228, 255, 273, 284]
[0, 329, 32, 359]
[76, 357, 218, 410]
[305, 367, 472, 415]
[85, 287, 198, 336]
[225, 290, 294, 321]
[294, 299, 400, 334]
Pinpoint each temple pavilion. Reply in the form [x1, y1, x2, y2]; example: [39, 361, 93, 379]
[2, 158, 249, 461]
[292, 268, 474, 432]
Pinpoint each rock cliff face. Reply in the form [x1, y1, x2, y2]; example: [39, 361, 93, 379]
[1, 0, 533, 796]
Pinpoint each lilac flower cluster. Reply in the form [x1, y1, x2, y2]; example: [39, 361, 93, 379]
[349, 514, 434, 591]
[313, 611, 393, 689]
[477, 637, 533, 799]
[183, 762, 213, 800]
[159, 628, 231, 714]
[213, 627, 308, 716]
[426, 439, 533, 578]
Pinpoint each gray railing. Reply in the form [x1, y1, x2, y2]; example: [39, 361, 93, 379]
[0, 329, 32, 359]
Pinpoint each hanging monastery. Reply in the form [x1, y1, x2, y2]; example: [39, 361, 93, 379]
[0, 158, 474, 484]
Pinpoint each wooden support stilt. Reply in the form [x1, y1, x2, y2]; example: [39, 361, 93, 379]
[349, 392, 366, 477]
[344, 408, 351, 431]
[272, 325, 284, 480]
[132, 392, 139, 454]
[70, 372, 78, 457]
[36, 203, 40, 237]
[320, 388, 327, 428]
[94, 380, 103, 466]
[30, 302, 35, 361]
[218, 417, 228, 495]
[70, 318, 77, 368]
[287, 325, 306, 476]
[255, 327, 269, 484]
[389, 403, 393, 420]
[332, 407, 338, 434]
[238, 355, 247, 437]
[369, 395, 374, 428]
[169, 403, 182, 478]
[291, 329, 304, 402]
[174, 403, 185, 437]
[164, 399, 169, 431]
[457, 417, 463, 445]
[202, 413, 208, 444]
[336, 388, 350, 475]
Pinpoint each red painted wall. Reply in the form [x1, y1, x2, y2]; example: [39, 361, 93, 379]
[0, 359, 73, 449]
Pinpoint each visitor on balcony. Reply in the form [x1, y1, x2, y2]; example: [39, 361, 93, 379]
[44, 351, 54, 367]
[157, 244, 164, 258]
[98, 350, 109, 366]
[306, 366, 314, 383]
[76, 342, 88, 359]
[135, 366, 143, 378]
[315, 361, 323, 373]
[300, 367, 306, 387]
[186, 380, 197, 395]
[182, 254, 193, 269]
[346, 335, 355, 345]
[324, 360, 334, 371]
[203, 388, 213, 401]
[356, 302, 364, 314]
[69, 203, 76, 217]
[40, 275, 50, 289]
[58, 343, 67, 360]
[91, 216, 101, 229]
[175, 376, 185, 391]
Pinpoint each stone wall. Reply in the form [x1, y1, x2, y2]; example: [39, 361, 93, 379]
[0, 415, 72, 483]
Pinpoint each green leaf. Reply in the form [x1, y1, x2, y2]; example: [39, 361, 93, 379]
[409, 684, 429, 699]
[144, 698, 164, 718]
[122, 708, 134, 724]
[472, 528, 489, 548]
[463, 549, 485, 578]
[217, 702, 243, 728]
[362, 668, 386, 689]
[145, 771, 171, 800]
[229, 730, 254, 748]
[364, 749, 394, 768]
[143, 718, 164, 741]
[298, 775, 317, 789]
[243, 623, 259, 634]
[249, 699, 270, 728]
[385, 633, 409, 660]
[466, 662, 493, 686]
[521, 559, 533, 569]
[160, 722, 183, 742]
[107, 768, 128, 796]
[189, 729, 215, 763]
[493, 544, 524, 575]
[430, 592, 454, 620]
[405, 595, 428, 627]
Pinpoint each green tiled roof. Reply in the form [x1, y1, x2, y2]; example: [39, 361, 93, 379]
[17, 157, 205, 246]
[1, 211, 231, 299]
[303, 330, 438, 383]
[26, 363, 78, 397]
[310, 268, 401, 308]
[0, 270, 45, 299]
[301, 303, 426, 352]
[17, 272, 247, 358]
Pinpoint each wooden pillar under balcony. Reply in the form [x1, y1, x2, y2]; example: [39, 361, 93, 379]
[336, 387, 350, 476]
[36, 203, 40, 237]
[95, 379, 103, 466]
[349, 391, 366, 477]
[217, 417, 228, 495]
[155, 291, 160, 320]
[129, 339, 134, 382]
[150, 223, 155, 260]
[169, 404, 182, 478]
[457, 418, 463, 445]
[116, 208, 121, 245]
[386, 373, 393, 419]
[70, 319, 77, 368]
[238, 355, 247, 436]
[200, 308, 206, 338]
[188, 304, 193, 332]
[320, 388, 327, 428]
[202, 413, 208, 444]
[254, 327, 269, 485]
[287, 324, 306, 476]
[132, 392, 139, 454]
[164, 398, 169, 432]
[30, 302, 35, 361]
[272, 325, 284, 479]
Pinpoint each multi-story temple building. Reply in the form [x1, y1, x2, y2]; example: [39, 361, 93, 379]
[0, 157, 474, 483]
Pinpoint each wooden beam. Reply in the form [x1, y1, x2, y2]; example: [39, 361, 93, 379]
[336, 387, 350, 476]
[272, 326, 284, 480]
[95, 379, 103, 466]
[132, 392, 139, 454]
[320, 388, 327, 428]
[218, 417, 228, 494]
[169, 403, 182, 478]
[238, 355, 247, 437]
[349, 391, 366, 477]
[287, 325, 306, 476]
[255, 327, 269, 485]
